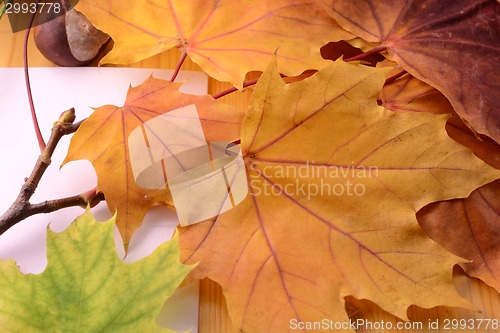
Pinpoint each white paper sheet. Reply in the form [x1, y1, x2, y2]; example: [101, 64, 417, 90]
[0, 67, 206, 332]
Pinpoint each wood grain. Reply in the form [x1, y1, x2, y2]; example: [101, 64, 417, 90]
[1, 17, 498, 333]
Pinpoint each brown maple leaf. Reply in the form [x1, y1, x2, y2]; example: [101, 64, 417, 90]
[318, 0, 500, 144]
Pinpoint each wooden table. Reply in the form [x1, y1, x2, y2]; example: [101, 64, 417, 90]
[1, 17, 498, 333]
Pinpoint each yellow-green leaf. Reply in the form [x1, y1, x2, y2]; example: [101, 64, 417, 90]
[0, 210, 192, 333]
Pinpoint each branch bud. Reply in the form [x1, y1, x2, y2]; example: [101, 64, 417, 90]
[54, 108, 76, 125]
[80, 188, 102, 208]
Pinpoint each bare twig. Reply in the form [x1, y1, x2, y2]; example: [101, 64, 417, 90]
[29, 192, 105, 217]
[0, 109, 104, 235]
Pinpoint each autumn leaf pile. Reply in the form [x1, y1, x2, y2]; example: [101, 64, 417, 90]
[2, 1, 498, 332]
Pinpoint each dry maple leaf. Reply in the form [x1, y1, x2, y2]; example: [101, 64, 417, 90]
[63, 77, 243, 245]
[75, 0, 353, 88]
[318, 0, 500, 144]
[179, 59, 500, 333]
[418, 179, 500, 293]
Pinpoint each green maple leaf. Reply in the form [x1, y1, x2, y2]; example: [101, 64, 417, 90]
[0, 210, 192, 333]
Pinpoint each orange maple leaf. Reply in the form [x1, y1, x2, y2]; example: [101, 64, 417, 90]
[75, 0, 353, 88]
[63, 77, 244, 245]
[179, 60, 500, 333]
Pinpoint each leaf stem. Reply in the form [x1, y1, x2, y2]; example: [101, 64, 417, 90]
[344, 45, 387, 62]
[0, 110, 104, 235]
[212, 79, 259, 99]
[384, 69, 407, 84]
[170, 51, 187, 82]
[24, 0, 45, 152]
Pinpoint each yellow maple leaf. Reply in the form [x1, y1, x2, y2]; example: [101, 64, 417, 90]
[179, 59, 500, 333]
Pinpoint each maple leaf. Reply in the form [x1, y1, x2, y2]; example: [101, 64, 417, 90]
[318, 0, 500, 143]
[418, 180, 500, 293]
[63, 77, 243, 245]
[75, 0, 353, 88]
[0, 210, 192, 332]
[179, 59, 500, 333]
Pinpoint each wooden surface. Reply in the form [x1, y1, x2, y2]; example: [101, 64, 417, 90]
[1, 17, 499, 333]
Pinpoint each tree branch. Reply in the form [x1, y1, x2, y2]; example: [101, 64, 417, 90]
[0, 109, 104, 235]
